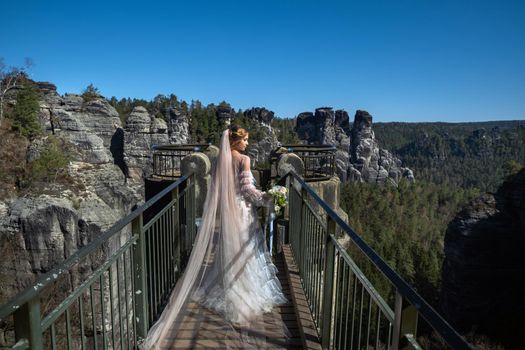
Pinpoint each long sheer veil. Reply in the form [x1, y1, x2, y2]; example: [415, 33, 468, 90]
[142, 129, 286, 349]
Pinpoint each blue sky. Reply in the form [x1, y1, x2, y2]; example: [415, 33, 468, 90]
[2, 0, 524, 122]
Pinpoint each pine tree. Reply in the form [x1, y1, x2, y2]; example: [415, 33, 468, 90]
[11, 82, 41, 138]
[81, 83, 101, 102]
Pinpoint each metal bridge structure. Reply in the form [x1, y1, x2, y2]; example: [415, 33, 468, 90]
[0, 146, 474, 350]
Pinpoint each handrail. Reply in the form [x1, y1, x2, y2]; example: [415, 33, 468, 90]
[40, 236, 138, 330]
[0, 173, 190, 321]
[152, 144, 210, 152]
[284, 170, 474, 350]
[152, 144, 209, 178]
[280, 144, 337, 152]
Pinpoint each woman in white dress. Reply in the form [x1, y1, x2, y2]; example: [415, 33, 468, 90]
[143, 127, 287, 349]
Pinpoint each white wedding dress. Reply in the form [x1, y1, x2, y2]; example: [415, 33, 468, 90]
[193, 158, 287, 323]
[142, 130, 287, 349]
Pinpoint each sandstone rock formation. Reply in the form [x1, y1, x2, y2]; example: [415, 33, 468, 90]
[217, 104, 235, 125]
[295, 107, 336, 146]
[441, 169, 525, 348]
[38, 87, 120, 164]
[295, 108, 414, 185]
[166, 106, 191, 144]
[123, 106, 170, 180]
[0, 162, 141, 344]
[349, 110, 414, 184]
[0, 82, 144, 332]
[35, 82, 191, 182]
[243, 107, 280, 166]
[244, 107, 274, 126]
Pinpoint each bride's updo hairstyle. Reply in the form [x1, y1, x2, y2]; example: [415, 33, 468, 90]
[229, 125, 248, 150]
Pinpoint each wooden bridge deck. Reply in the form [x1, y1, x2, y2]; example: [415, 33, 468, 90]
[158, 245, 322, 349]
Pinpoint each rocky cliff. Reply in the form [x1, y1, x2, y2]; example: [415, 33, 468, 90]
[295, 108, 414, 184]
[38, 82, 190, 180]
[0, 82, 145, 318]
[124, 106, 169, 179]
[243, 107, 280, 166]
[441, 168, 525, 348]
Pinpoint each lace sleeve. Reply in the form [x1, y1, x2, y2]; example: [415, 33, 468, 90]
[239, 171, 272, 207]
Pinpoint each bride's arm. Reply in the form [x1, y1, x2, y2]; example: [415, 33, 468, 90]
[239, 156, 272, 207]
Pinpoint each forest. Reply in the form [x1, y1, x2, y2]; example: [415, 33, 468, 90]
[340, 180, 480, 305]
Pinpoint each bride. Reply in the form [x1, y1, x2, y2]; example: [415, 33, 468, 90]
[143, 126, 287, 349]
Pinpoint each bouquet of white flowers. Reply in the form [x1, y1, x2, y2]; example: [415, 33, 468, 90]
[268, 185, 288, 215]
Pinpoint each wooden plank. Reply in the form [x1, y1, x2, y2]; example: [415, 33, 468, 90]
[282, 244, 323, 350]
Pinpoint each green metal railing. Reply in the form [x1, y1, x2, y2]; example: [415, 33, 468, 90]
[284, 171, 474, 350]
[152, 144, 209, 178]
[270, 144, 336, 181]
[0, 173, 196, 350]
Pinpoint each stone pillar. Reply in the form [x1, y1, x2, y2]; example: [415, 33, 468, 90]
[308, 177, 341, 210]
[203, 145, 219, 166]
[181, 152, 211, 218]
[277, 153, 304, 178]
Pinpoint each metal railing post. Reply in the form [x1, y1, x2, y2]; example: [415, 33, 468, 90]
[391, 291, 419, 350]
[321, 216, 336, 349]
[171, 184, 181, 274]
[298, 187, 308, 270]
[13, 298, 43, 349]
[132, 214, 149, 340]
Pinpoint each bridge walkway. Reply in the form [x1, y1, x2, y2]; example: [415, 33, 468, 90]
[158, 246, 321, 349]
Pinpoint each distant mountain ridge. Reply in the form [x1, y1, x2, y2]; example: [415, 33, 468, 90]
[372, 121, 525, 191]
[374, 120, 524, 150]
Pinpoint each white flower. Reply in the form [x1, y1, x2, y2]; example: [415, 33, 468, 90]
[268, 185, 288, 215]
